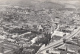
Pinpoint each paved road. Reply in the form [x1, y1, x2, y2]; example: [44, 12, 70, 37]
[36, 27, 80, 54]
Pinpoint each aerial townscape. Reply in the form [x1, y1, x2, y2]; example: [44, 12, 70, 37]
[0, 0, 80, 54]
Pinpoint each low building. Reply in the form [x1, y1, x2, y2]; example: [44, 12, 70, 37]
[38, 25, 43, 32]
[59, 25, 76, 33]
[22, 49, 35, 54]
[51, 31, 66, 41]
[12, 34, 18, 38]
[39, 48, 60, 54]
[0, 35, 6, 40]
[7, 38, 15, 42]
[31, 37, 39, 44]
[51, 31, 66, 38]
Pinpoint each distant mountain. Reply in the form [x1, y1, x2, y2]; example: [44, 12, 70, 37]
[0, 0, 65, 10]
[58, 3, 76, 11]
[35, 2, 64, 9]
[0, 0, 80, 6]
[0, 0, 79, 10]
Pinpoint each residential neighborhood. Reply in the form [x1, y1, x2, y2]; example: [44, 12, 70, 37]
[0, 0, 80, 54]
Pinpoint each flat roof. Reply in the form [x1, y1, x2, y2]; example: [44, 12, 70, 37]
[52, 31, 65, 37]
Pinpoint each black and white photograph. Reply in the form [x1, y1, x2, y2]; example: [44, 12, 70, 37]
[0, 0, 80, 54]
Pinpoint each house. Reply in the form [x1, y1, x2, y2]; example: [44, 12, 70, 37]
[51, 31, 66, 38]
[45, 49, 60, 54]
[39, 48, 60, 54]
[12, 34, 18, 38]
[38, 25, 43, 32]
[33, 25, 38, 31]
[51, 31, 66, 41]
[7, 38, 15, 42]
[0, 35, 6, 40]
[59, 25, 76, 33]
[31, 37, 39, 44]
[57, 44, 77, 54]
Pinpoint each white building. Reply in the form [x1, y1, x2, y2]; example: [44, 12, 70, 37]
[31, 37, 38, 44]
[38, 25, 43, 32]
[0, 35, 6, 40]
[51, 31, 66, 38]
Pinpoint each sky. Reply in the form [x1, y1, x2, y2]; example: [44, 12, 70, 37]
[0, 0, 80, 6]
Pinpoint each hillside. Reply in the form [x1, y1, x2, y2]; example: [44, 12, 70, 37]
[0, 1, 80, 34]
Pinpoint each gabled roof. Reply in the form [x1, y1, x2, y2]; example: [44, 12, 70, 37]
[38, 25, 43, 29]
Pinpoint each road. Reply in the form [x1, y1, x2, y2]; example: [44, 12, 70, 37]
[36, 27, 80, 54]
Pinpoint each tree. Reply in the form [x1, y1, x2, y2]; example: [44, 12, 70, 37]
[13, 47, 23, 54]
